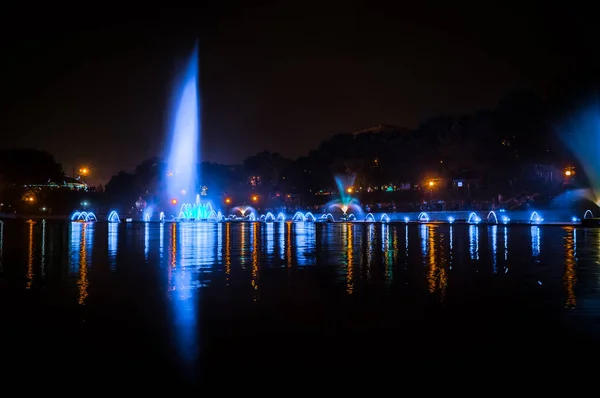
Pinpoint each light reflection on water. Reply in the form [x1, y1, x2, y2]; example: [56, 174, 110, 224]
[26, 220, 35, 289]
[108, 222, 118, 272]
[8, 221, 600, 362]
[68, 222, 93, 305]
[6, 222, 600, 303]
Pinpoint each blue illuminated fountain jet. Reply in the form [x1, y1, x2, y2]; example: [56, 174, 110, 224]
[562, 101, 600, 209]
[561, 101, 600, 225]
[166, 43, 200, 206]
[326, 175, 363, 220]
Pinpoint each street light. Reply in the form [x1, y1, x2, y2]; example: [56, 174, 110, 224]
[565, 166, 575, 178]
[79, 167, 89, 176]
[428, 180, 435, 203]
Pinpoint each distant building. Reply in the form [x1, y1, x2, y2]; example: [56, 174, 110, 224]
[24, 176, 88, 191]
[349, 124, 413, 138]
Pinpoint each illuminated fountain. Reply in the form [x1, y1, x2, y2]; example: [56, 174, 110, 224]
[259, 212, 276, 222]
[530, 211, 543, 225]
[326, 175, 363, 221]
[580, 208, 600, 226]
[166, 43, 199, 205]
[292, 211, 316, 222]
[230, 206, 257, 221]
[320, 213, 335, 222]
[177, 195, 220, 221]
[487, 211, 510, 225]
[561, 102, 600, 226]
[467, 212, 481, 224]
[71, 211, 97, 222]
[107, 211, 121, 223]
[162, 43, 222, 221]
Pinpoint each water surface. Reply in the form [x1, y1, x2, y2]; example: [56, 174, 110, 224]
[1, 220, 599, 387]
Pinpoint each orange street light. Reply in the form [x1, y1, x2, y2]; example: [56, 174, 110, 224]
[171, 199, 177, 205]
[79, 167, 89, 176]
[252, 195, 258, 202]
[429, 180, 435, 187]
[225, 198, 231, 204]
[346, 187, 353, 194]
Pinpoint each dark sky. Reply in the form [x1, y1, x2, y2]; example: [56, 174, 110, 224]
[0, 2, 596, 184]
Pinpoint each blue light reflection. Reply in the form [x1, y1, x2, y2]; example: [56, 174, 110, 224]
[108, 223, 118, 272]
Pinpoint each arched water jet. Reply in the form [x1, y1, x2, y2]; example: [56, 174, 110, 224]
[320, 213, 335, 222]
[530, 211, 543, 224]
[487, 211, 498, 224]
[467, 212, 481, 224]
[264, 212, 276, 222]
[584, 209, 594, 219]
[71, 211, 97, 222]
[276, 212, 286, 222]
[304, 212, 316, 222]
[292, 212, 305, 222]
[418, 212, 429, 222]
[108, 211, 121, 223]
[364, 213, 375, 222]
[381, 213, 390, 223]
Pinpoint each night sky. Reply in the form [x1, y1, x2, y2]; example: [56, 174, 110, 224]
[0, 2, 596, 184]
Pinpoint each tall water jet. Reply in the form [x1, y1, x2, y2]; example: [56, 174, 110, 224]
[327, 175, 363, 219]
[166, 43, 200, 204]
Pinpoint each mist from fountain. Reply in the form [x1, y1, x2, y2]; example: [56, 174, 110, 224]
[160, 43, 224, 221]
[166, 43, 200, 204]
[561, 102, 600, 207]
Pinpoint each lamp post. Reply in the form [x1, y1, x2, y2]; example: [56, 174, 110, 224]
[75, 166, 90, 183]
[428, 180, 435, 203]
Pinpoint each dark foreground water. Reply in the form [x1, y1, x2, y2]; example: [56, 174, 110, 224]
[2, 219, 600, 388]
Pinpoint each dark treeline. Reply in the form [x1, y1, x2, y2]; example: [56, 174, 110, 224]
[103, 89, 585, 212]
[0, 89, 594, 215]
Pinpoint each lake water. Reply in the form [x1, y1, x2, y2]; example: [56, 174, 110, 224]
[2, 219, 600, 387]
